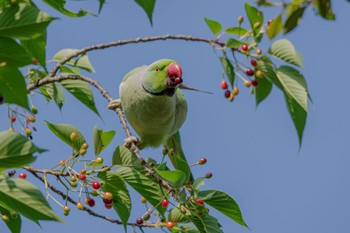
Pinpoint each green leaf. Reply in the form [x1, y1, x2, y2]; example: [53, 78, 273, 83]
[59, 79, 100, 116]
[168, 206, 190, 223]
[276, 66, 308, 112]
[225, 38, 242, 49]
[0, 37, 33, 67]
[284, 92, 307, 145]
[219, 56, 235, 87]
[155, 169, 186, 188]
[116, 167, 165, 215]
[134, 0, 156, 25]
[0, 205, 22, 233]
[174, 156, 191, 183]
[0, 3, 55, 39]
[98, 171, 131, 230]
[0, 131, 45, 169]
[244, 2, 264, 38]
[315, 0, 335, 20]
[192, 177, 205, 193]
[98, 0, 106, 14]
[0, 177, 62, 224]
[224, 27, 248, 36]
[45, 121, 86, 151]
[191, 214, 223, 233]
[54, 49, 95, 73]
[0, 67, 29, 109]
[204, 17, 222, 35]
[92, 126, 116, 156]
[112, 145, 140, 167]
[255, 75, 273, 107]
[20, 33, 47, 68]
[267, 14, 282, 39]
[42, 0, 90, 17]
[268, 39, 303, 67]
[40, 83, 65, 109]
[176, 225, 200, 233]
[284, 7, 306, 34]
[198, 190, 248, 228]
[257, 57, 281, 88]
[60, 65, 80, 75]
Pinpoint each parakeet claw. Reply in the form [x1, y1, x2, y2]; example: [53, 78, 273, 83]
[108, 99, 122, 110]
[124, 136, 140, 149]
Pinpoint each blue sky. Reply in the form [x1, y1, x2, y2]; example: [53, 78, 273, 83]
[2, 1, 350, 233]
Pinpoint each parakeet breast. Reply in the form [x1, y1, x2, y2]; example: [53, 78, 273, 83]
[119, 66, 186, 148]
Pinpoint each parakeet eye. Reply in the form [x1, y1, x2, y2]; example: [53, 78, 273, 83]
[154, 67, 160, 72]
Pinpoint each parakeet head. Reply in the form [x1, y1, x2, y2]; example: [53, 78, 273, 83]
[141, 59, 183, 96]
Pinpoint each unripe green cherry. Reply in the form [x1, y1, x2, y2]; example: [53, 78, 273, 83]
[2, 215, 9, 222]
[70, 132, 78, 142]
[237, 16, 244, 24]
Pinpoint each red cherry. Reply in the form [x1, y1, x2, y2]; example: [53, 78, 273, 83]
[224, 90, 231, 98]
[103, 198, 113, 204]
[91, 182, 100, 189]
[245, 69, 254, 76]
[195, 199, 204, 205]
[32, 58, 38, 64]
[105, 204, 112, 209]
[241, 44, 248, 51]
[250, 59, 257, 67]
[165, 221, 175, 229]
[198, 158, 207, 165]
[136, 217, 143, 225]
[87, 198, 95, 207]
[175, 77, 183, 84]
[267, 19, 273, 26]
[78, 174, 86, 180]
[19, 173, 27, 179]
[252, 80, 259, 87]
[221, 80, 228, 90]
[9, 116, 16, 123]
[161, 199, 169, 208]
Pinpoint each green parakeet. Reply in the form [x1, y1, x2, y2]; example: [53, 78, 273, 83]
[119, 59, 193, 179]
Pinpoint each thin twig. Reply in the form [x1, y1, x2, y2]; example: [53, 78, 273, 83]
[28, 170, 161, 228]
[48, 34, 225, 77]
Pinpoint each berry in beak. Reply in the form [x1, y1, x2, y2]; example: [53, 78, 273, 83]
[167, 62, 183, 87]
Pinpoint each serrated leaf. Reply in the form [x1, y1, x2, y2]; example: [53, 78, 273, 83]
[225, 38, 242, 49]
[112, 145, 140, 167]
[219, 56, 235, 87]
[168, 207, 190, 223]
[0, 67, 29, 109]
[116, 167, 165, 215]
[268, 39, 303, 67]
[54, 49, 95, 73]
[98, 171, 131, 230]
[0, 3, 55, 39]
[198, 190, 248, 228]
[45, 121, 86, 151]
[60, 65, 81, 75]
[0, 205, 21, 233]
[255, 75, 273, 107]
[257, 57, 281, 88]
[20, 33, 47, 68]
[224, 27, 248, 36]
[60, 79, 100, 116]
[204, 17, 222, 35]
[244, 2, 264, 38]
[267, 14, 282, 39]
[42, 0, 90, 17]
[134, 0, 156, 25]
[0, 37, 33, 67]
[191, 214, 223, 233]
[192, 177, 205, 193]
[92, 126, 116, 156]
[0, 131, 46, 169]
[155, 169, 186, 188]
[284, 7, 306, 34]
[176, 225, 200, 233]
[0, 177, 62, 224]
[276, 66, 308, 112]
[284, 92, 307, 145]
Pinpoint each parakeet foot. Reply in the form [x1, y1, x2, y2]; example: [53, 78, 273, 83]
[124, 136, 140, 149]
[108, 99, 122, 110]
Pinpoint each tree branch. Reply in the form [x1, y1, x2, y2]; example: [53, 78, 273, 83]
[28, 170, 161, 228]
[48, 34, 224, 77]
